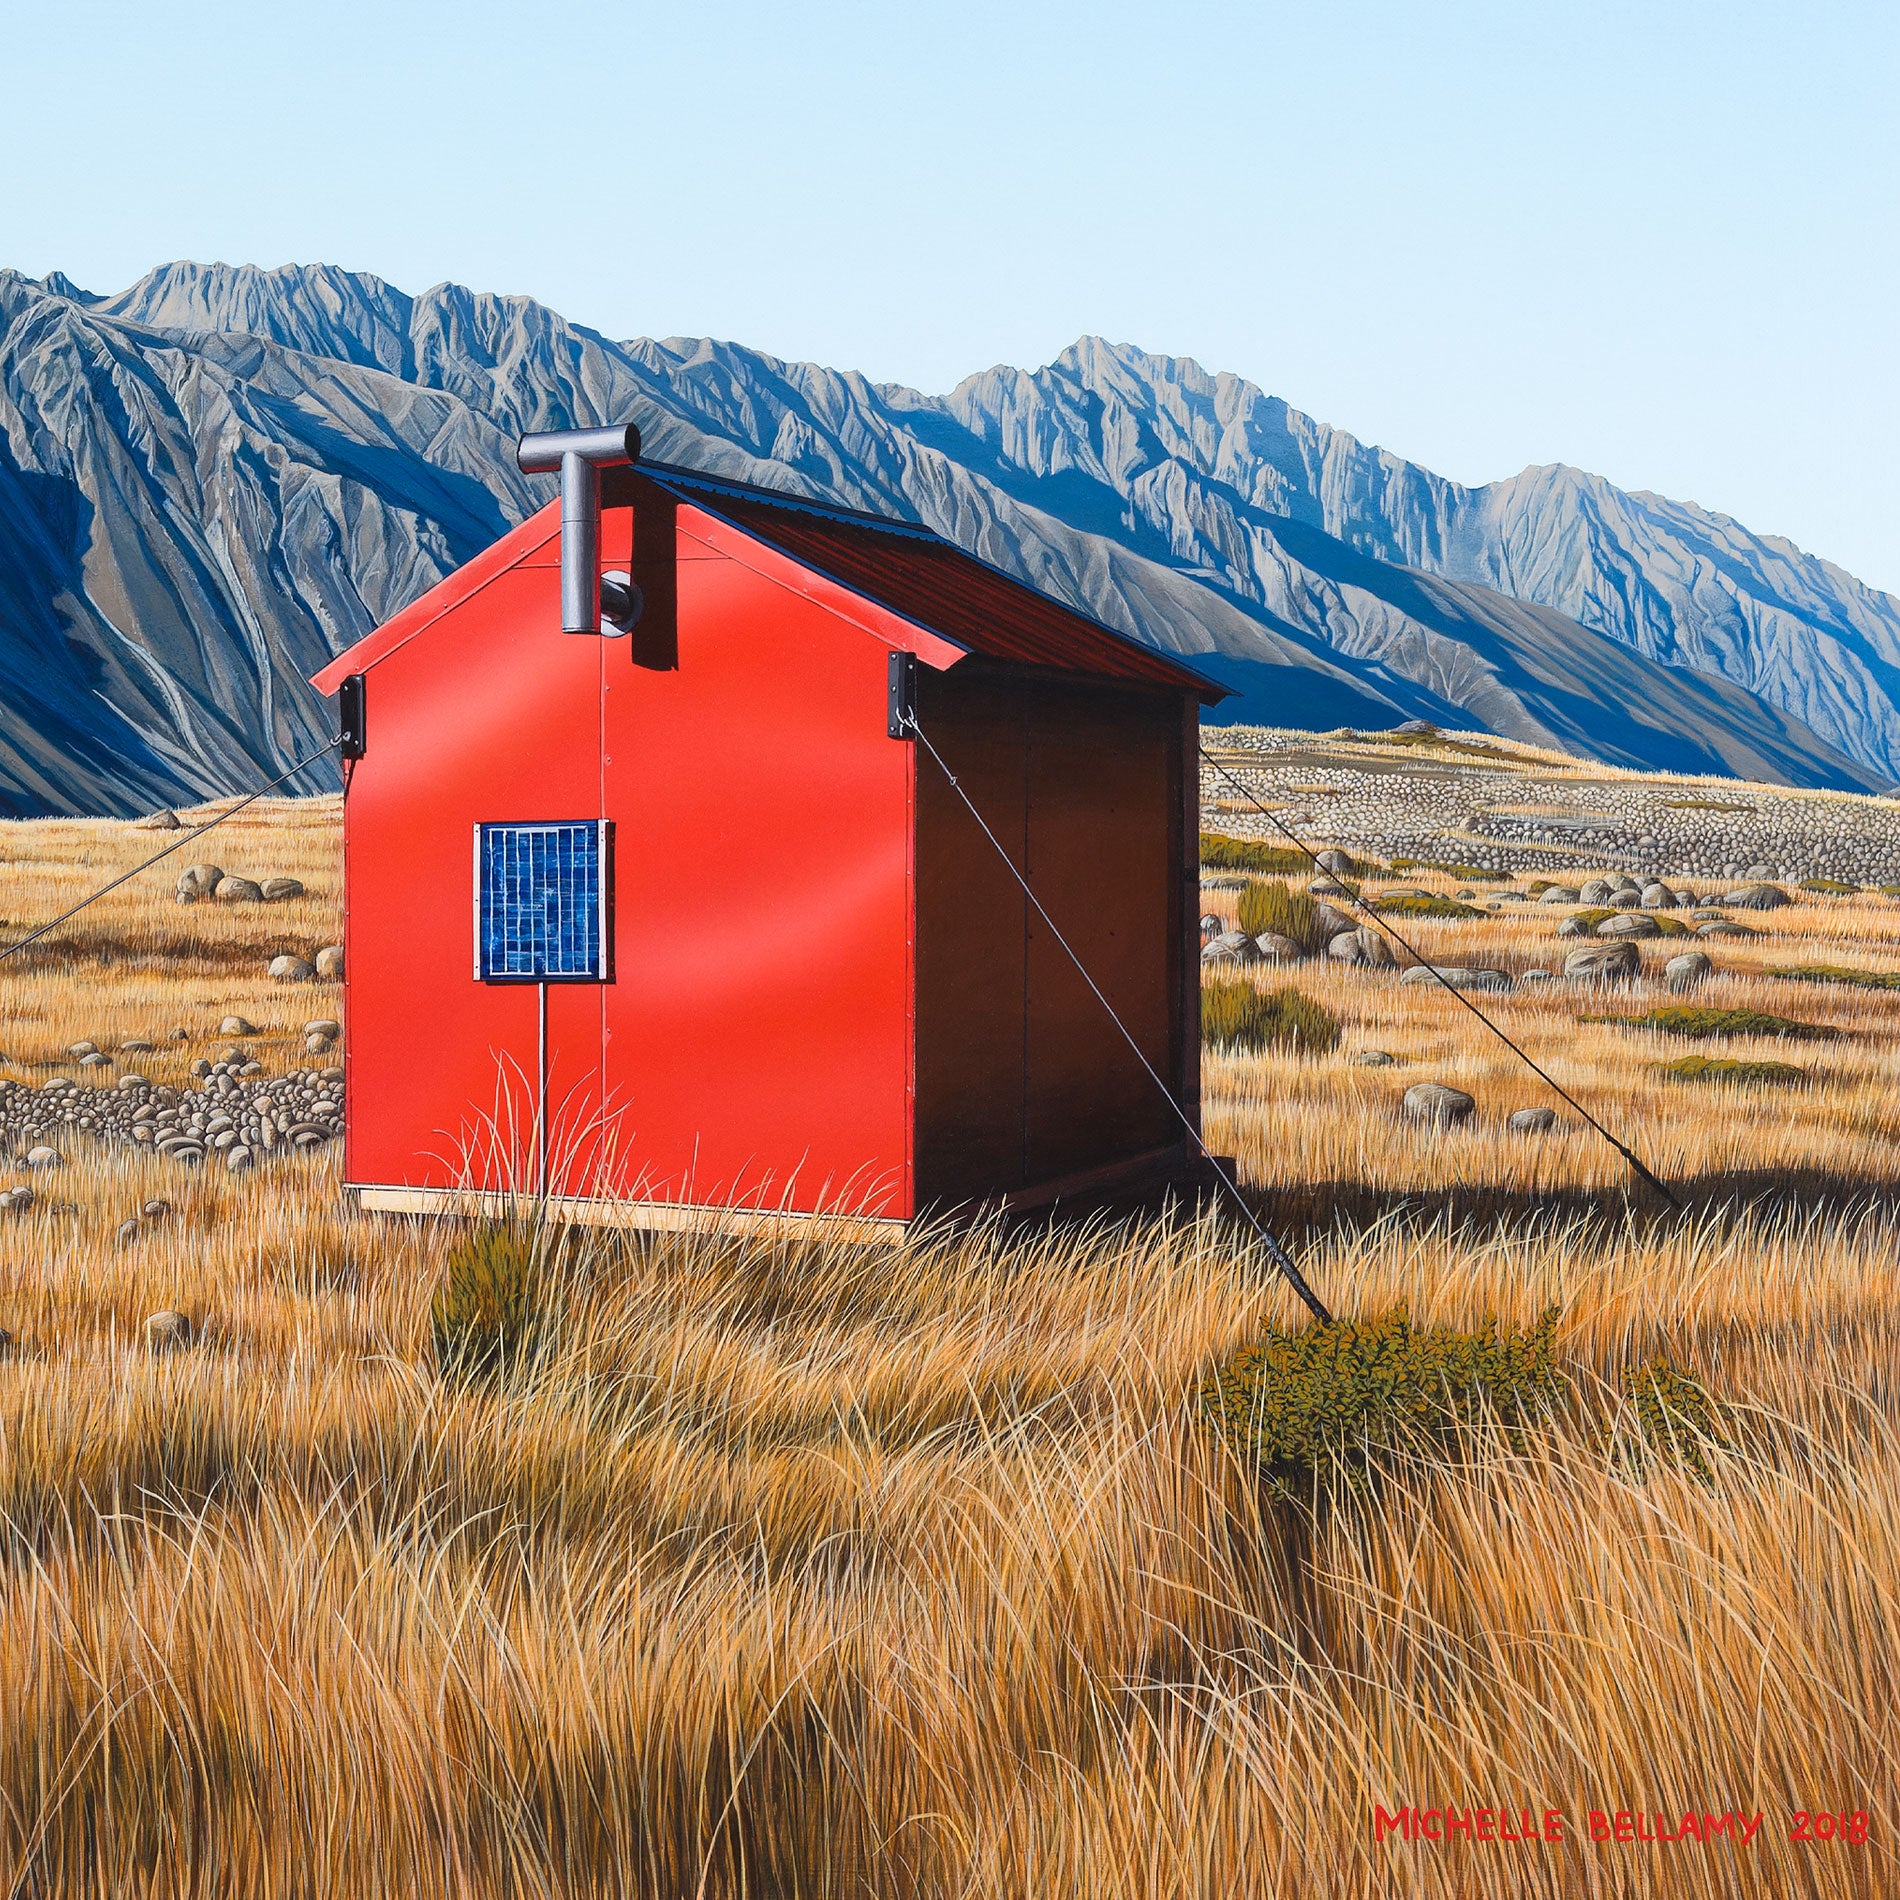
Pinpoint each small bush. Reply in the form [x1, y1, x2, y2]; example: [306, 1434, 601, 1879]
[1205, 1305, 1564, 1500]
[1618, 1354, 1726, 1483]
[1376, 893, 1483, 919]
[1201, 980, 1340, 1056]
[1238, 878, 1324, 947]
[1771, 964, 1900, 991]
[1617, 1005, 1838, 1042]
[1200, 833, 1314, 876]
[433, 1224, 544, 1384]
[1658, 1055, 1806, 1086]
[1799, 877, 1859, 894]
[1664, 798, 1756, 812]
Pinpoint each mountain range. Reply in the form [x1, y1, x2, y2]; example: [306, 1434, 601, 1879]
[3, 260, 1897, 815]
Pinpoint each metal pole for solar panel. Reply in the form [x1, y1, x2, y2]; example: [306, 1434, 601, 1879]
[536, 979, 549, 1199]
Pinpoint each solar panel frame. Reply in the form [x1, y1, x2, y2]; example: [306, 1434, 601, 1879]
[473, 819, 614, 983]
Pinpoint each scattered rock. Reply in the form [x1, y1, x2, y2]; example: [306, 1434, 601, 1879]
[315, 945, 345, 980]
[1595, 913, 1662, 940]
[1402, 1082, 1475, 1125]
[219, 1016, 257, 1036]
[1308, 877, 1347, 897]
[1723, 883, 1789, 911]
[213, 875, 264, 903]
[142, 1199, 171, 1219]
[302, 1019, 340, 1039]
[1311, 901, 1357, 940]
[1199, 912, 1223, 938]
[1697, 921, 1758, 939]
[174, 864, 223, 902]
[1538, 886, 1581, 904]
[1580, 878, 1616, 905]
[139, 809, 183, 830]
[226, 1145, 254, 1172]
[1398, 965, 1513, 992]
[170, 1027, 190, 1041]
[144, 1310, 193, 1352]
[1315, 849, 1356, 876]
[1354, 1050, 1395, 1066]
[1202, 930, 1260, 965]
[1327, 932, 1368, 966]
[121, 1038, 154, 1053]
[79, 1052, 112, 1068]
[0, 1187, 33, 1213]
[23, 1146, 61, 1169]
[1508, 1107, 1557, 1134]
[67, 1040, 97, 1058]
[1605, 888, 1643, 909]
[261, 877, 305, 901]
[1563, 943, 1640, 982]
[268, 955, 316, 982]
[1640, 882, 1681, 909]
[1253, 932, 1306, 962]
[117, 1219, 142, 1244]
[1664, 951, 1713, 990]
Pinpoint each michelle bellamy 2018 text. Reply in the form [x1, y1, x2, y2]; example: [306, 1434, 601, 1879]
[1374, 1807, 1872, 1846]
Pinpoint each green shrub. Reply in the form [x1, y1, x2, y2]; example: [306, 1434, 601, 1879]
[1658, 1055, 1806, 1086]
[1664, 798, 1756, 812]
[1617, 1005, 1838, 1042]
[433, 1224, 545, 1384]
[1770, 964, 1900, 990]
[1205, 1305, 1564, 1500]
[1376, 892, 1483, 919]
[1238, 878, 1324, 947]
[1200, 832, 1314, 876]
[1799, 877, 1860, 894]
[1619, 1354, 1726, 1483]
[1201, 980, 1340, 1055]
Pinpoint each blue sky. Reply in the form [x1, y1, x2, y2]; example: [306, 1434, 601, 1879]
[8, 1, 1897, 589]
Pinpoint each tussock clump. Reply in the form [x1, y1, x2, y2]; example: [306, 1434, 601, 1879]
[1658, 1055, 1807, 1086]
[1617, 1005, 1838, 1042]
[1237, 878, 1324, 948]
[1199, 832, 1313, 876]
[1772, 963, 1900, 991]
[1204, 1304, 1563, 1499]
[1201, 980, 1340, 1056]
[1376, 892, 1483, 919]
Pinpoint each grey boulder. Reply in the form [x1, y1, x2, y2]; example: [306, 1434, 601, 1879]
[1402, 1082, 1476, 1125]
[261, 876, 305, 901]
[268, 954, 316, 981]
[315, 945, 345, 980]
[1563, 943, 1640, 981]
[1509, 1106, 1558, 1134]
[1664, 951, 1713, 989]
[213, 875, 263, 903]
[1595, 913, 1662, 940]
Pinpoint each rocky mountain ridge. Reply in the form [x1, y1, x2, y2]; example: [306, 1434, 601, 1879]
[1, 260, 1893, 814]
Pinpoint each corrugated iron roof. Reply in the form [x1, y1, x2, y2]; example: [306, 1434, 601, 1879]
[620, 462, 1228, 704]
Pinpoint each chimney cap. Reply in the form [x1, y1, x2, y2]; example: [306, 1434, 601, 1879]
[516, 423, 641, 475]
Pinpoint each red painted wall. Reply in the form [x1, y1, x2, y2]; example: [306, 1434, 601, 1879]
[342, 499, 915, 1216]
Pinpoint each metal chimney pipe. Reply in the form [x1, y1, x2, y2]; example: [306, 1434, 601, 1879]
[515, 423, 642, 634]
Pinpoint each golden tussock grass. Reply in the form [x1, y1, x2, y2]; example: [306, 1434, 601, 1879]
[0, 802, 1897, 1895]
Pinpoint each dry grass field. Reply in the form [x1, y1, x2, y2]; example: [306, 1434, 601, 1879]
[2, 783, 1899, 1897]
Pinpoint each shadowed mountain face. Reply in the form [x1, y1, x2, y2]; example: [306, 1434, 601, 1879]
[1, 261, 1891, 814]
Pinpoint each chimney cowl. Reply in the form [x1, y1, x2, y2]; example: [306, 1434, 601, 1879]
[515, 424, 643, 634]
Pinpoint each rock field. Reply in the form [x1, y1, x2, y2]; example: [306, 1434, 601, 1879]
[1204, 725, 1900, 884]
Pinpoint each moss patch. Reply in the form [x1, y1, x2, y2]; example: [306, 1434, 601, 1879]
[1389, 856, 1508, 881]
[1658, 1055, 1807, 1086]
[1609, 1005, 1838, 1042]
[1770, 964, 1900, 991]
[1199, 832, 1315, 876]
[1799, 877, 1860, 894]
[1377, 892, 1484, 919]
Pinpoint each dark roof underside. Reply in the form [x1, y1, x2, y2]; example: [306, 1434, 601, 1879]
[618, 463, 1226, 703]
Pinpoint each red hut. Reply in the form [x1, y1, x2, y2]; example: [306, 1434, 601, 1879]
[311, 440, 1226, 1234]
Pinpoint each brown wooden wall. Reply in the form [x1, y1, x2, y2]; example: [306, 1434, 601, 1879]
[912, 662, 1188, 1208]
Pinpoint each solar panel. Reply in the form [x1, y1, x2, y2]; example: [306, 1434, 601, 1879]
[475, 820, 612, 982]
